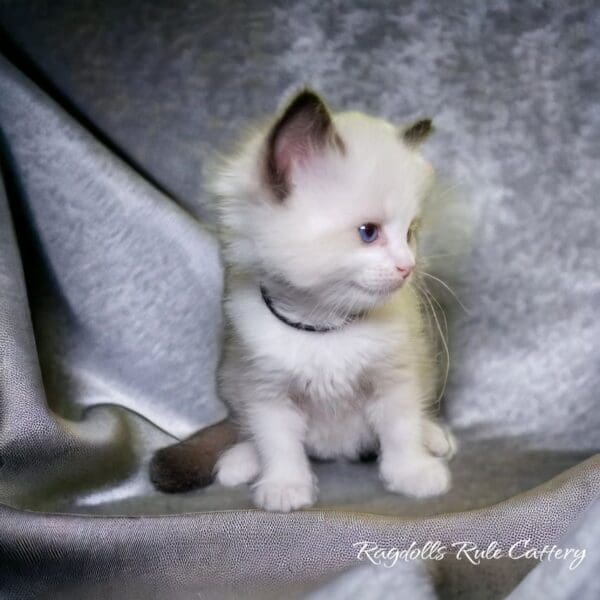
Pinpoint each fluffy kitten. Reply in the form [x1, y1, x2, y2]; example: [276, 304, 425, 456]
[150, 90, 456, 512]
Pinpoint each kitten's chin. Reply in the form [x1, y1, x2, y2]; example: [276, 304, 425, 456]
[349, 280, 405, 308]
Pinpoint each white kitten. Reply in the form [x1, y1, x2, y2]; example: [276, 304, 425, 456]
[212, 90, 455, 511]
[151, 90, 456, 511]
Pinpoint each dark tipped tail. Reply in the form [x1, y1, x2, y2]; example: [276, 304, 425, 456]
[150, 419, 237, 493]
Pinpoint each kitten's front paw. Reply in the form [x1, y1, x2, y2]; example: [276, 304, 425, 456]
[253, 478, 316, 512]
[380, 455, 451, 498]
[423, 421, 457, 459]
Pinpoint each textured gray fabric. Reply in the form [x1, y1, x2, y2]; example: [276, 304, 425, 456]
[306, 561, 437, 600]
[0, 1, 599, 598]
[508, 498, 600, 600]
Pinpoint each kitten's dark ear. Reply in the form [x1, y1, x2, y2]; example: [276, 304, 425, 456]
[265, 89, 343, 200]
[403, 118, 434, 148]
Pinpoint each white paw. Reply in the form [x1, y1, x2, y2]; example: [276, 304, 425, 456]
[253, 478, 316, 512]
[215, 441, 260, 487]
[380, 455, 451, 498]
[423, 421, 457, 459]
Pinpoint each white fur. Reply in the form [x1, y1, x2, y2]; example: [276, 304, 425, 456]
[211, 100, 455, 511]
[215, 440, 260, 487]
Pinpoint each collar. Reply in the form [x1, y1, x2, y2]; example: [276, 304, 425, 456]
[260, 284, 362, 333]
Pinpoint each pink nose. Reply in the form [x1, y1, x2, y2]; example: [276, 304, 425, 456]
[396, 265, 414, 279]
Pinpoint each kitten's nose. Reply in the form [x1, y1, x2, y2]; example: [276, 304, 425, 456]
[396, 264, 414, 279]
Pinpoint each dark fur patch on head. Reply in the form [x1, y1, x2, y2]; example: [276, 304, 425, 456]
[149, 419, 237, 493]
[403, 118, 434, 147]
[265, 89, 343, 201]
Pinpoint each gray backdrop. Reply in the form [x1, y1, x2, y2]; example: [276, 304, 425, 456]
[0, 1, 598, 598]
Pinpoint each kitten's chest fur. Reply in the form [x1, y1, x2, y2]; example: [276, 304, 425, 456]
[224, 280, 421, 410]
[221, 279, 431, 461]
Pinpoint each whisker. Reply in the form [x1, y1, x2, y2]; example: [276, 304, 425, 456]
[420, 281, 449, 340]
[414, 281, 450, 409]
[420, 271, 470, 315]
[408, 282, 434, 337]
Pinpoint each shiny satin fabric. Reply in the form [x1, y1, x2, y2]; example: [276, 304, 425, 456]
[0, 2, 599, 598]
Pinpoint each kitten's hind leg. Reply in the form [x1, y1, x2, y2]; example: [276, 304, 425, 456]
[423, 420, 457, 459]
[215, 440, 260, 487]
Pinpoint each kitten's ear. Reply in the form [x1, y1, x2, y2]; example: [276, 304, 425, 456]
[402, 118, 434, 148]
[265, 89, 343, 200]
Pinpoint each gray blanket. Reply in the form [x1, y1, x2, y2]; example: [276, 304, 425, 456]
[0, 1, 598, 598]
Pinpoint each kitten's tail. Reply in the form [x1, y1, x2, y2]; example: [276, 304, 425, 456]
[149, 419, 237, 493]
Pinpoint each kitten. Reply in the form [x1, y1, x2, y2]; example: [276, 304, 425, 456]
[150, 90, 456, 511]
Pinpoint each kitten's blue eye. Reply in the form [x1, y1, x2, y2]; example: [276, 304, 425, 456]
[358, 223, 380, 243]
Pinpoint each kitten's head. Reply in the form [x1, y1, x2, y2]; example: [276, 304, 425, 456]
[215, 90, 435, 312]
